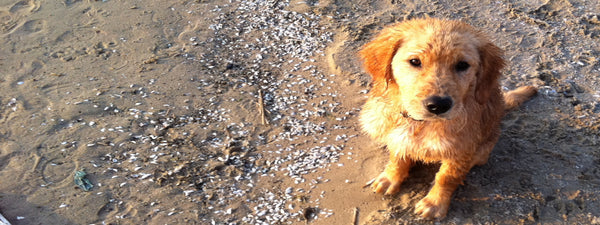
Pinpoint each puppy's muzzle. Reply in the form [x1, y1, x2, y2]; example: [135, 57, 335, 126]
[424, 96, 453, 115]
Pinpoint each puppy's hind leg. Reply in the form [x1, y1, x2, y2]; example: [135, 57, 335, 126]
[472, 141, 495, 167]
[472, 129, 501, 167]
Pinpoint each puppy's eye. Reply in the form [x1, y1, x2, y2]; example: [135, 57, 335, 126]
[409, 59, 421, 67]
[455, 61, 470, 72]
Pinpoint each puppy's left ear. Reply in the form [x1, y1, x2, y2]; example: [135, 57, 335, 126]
[475, 42, 505, 104]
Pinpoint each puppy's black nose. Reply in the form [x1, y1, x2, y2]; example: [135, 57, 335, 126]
[424, 96, 453, 115]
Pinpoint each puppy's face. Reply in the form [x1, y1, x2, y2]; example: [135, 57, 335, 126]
[360, 19, 504, 121]
[390, 23, 483, 121]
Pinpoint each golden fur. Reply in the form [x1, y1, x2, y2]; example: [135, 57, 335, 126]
[359, 18, 537, 219]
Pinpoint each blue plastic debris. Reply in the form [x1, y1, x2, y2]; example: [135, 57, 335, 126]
[74, 169, 93, 191]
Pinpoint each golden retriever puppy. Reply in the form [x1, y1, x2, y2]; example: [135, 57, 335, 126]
[359, 18, 537, 219]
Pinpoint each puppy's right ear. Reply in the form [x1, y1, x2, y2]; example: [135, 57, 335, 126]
[359, 26, 404, 95]
[475, 42, 504, 104]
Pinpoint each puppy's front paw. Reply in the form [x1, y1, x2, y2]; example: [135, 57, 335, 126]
[369, 171, 403, 195]
[414, 195, 450, 219]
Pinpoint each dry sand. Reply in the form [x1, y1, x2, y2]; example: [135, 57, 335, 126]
[1, 0, 600, 224]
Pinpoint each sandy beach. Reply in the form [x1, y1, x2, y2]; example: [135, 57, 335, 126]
[1, 0, 600, 224]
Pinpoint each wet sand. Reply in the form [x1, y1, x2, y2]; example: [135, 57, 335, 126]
[1, 0, 600, 224]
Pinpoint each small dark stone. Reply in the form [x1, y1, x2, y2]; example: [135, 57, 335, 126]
[302, 207, 319, 222]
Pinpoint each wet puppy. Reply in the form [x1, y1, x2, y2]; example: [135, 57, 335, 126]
[359, 18, 537, 219]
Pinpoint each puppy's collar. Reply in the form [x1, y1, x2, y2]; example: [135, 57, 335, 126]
[401, 111, 423, 122]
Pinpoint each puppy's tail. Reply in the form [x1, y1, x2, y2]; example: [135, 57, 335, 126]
[503, 86, 537, 110]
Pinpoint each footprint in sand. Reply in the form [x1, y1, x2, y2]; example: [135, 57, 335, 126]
[359, 153, 388, 180]
[10, 60, 44, 86]
[9, 0, 41, 14]
[22, 19, 46, 33]
[0, 10, 17, 33]
[1, 0, 41, 35]
[40, 158, 76, 186]
[176, 21, 213, 49]
[10, 19, 47, 36]
[0, 141, 21, 171]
